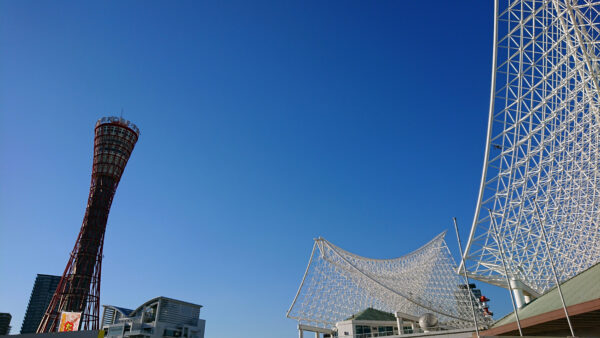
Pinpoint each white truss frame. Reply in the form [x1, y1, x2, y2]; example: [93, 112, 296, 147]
[462, 0, 600, 295]
[287, 233, 489, 330]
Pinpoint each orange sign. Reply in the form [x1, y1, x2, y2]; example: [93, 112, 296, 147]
[58, 312, 82, 332]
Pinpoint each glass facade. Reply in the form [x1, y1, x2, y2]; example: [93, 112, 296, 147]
[354, 325, 397, 337]
[21, 275, 61, 334]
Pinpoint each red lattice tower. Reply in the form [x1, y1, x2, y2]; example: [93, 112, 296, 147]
[37, 117, 140, 332]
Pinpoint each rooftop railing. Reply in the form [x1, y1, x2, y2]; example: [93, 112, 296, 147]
[96, 116, 140, 136]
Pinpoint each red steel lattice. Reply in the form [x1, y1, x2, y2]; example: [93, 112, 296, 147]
[37, 117, 139, 332]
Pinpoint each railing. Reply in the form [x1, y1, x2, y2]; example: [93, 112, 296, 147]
[96, 116, 140, 136]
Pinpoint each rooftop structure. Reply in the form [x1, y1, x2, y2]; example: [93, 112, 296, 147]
[461, 0, 600, 297]
[38, 117, 140, 332]
[0, 313, 11, 335]
[287, 232, 490, 333]
[299, 308, 479, 338]
[335, 308, 411, 337]
[101, 297, 206, 338]
[21, 274, 61, 334]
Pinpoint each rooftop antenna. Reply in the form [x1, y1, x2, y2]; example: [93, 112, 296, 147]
[120, 108, 124, 118]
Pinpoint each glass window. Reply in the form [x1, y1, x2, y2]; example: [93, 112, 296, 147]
[107, 325, 123, 336]
[165, 329, 182, 337]
[378, 326, 394, 336]
[355, 325, 371, 338]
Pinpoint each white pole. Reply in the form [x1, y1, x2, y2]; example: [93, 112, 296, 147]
[395, 312, 404, 335]
[533, 201, 575, 337]
[452, 218, 481, 337]
[510, 279, 526, 309]
[488, 209, 523, 336]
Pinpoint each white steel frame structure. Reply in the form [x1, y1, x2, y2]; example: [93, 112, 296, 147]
[287, 233, 489, 330]
[462, 0, 600, 296]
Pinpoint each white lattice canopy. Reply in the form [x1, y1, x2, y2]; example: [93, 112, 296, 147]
[462, 0, 600, 297]
[287, 232, 487, 330]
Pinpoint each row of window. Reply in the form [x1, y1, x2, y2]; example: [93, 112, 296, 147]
[94, 164, 123, 176]
[96, 146, 128, 157]
[96, 136, 135, 149]
[99, 125, 138, 139]
[354, 325, 397, 337]
[95, 138, 135, 152]
[164, 329, 181, 337]
[104, 325, 154, 337]
[95, 154, 128, 167]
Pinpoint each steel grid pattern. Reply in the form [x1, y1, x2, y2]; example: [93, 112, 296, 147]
[287, 233, 489, 330]
[462, 0, 600, 295]
[38, 117, 139, 332]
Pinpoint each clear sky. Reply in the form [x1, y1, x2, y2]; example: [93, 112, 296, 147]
[0, 1, 510, 337]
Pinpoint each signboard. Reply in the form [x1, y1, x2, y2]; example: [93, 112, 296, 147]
[58, 312, 82, 332]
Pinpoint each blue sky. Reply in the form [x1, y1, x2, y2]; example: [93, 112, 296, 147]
[0, 1, 510, 337]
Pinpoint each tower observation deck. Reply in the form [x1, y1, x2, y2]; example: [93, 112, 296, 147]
[38, 116, 139, 332]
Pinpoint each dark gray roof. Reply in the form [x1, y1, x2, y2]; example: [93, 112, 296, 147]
[129, 297, 202, 317]
[346, 308, 396, 322]
[112, 307, 133, 316]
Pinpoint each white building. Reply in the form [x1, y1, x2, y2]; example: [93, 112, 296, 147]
[297, 308, 477, 338]
[334, 308, 400, 337]
[101, 297, 205, 338]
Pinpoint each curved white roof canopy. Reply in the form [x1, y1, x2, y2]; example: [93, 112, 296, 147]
[462, 0, 600, 296]
[287, 232, 487, 329]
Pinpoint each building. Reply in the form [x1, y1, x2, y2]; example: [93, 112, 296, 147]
[334, 308, 400, 337]
[297, 308, 476, 338]
[20, 274, 61, 333]
[101, 297, 206, 338]
[459, 284, 481, 300]
[0, 313, 11, 335]
[479, 262, 600, 336]
[38, 117, 140, 332]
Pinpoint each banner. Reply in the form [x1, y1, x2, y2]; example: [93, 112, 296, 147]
[58, 312, 82, 332]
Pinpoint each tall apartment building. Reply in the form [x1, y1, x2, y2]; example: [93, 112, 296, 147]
[0, 313, 12, 335]
[21, 274, 61, 333]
